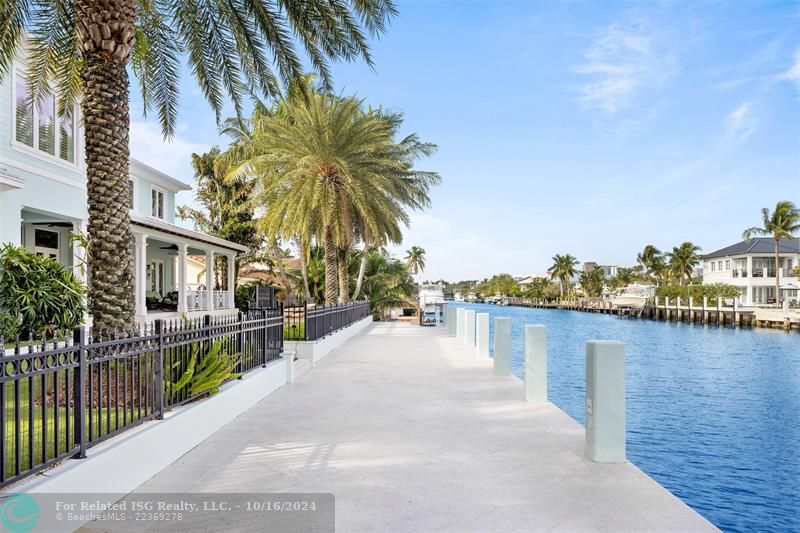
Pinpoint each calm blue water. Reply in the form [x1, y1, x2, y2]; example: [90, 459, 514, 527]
[451, 302, 800, 533]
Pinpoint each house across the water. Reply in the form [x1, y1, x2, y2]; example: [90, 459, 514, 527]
[702, 238, 799, 305]
[0, 44, 247, 323]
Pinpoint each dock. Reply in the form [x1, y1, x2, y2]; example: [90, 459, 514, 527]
[87, 321, 718, 532]
[506, 297, 800, 331]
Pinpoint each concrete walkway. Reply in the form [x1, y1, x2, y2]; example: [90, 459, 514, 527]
[107, 322, 716, 532]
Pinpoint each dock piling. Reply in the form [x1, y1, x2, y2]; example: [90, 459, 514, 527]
[524, 325, 547, 403]
[476, 313, 490, 357]
[585, 340, 626, 463]
[456, 308, 465, 340]
[464, 309, 476, 347]
[493, 317, 512, 375]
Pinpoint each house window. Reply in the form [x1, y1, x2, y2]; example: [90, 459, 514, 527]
[151, 187, 165, 219]
[711, 262, 716, 272]
[13, 72, 78, 164]
[37, 92, 56, 155]
[15, 76, 33, 146]
[59, 108, 75, 162]
[725, 260, 730, 271]
[33, 228, 60, 261]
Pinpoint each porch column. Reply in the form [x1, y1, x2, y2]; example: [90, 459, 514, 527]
[227, 253, 236, 309]
[135, 233, 148, 316]
[177, 243, 188, 313]
[746, 256, 752, 278]
[206, 250, 215, 311]
[71, 219, 88, 284]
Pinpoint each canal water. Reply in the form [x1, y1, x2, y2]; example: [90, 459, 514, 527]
[450, 302, 799, 533]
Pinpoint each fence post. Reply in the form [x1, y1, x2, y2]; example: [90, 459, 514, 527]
[73, 326, 87, 458]
[304, 303, 310, 341]
[262, 309, 269, 367]
[237, 311, 245, 354]
[154, 320, 165, 419]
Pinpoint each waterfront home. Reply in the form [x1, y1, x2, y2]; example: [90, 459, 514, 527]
[702, 237, 800, 305]
[0, 45, 247, 323]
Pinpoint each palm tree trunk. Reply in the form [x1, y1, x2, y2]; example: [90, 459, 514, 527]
[77, 0, 137, 332]
[270, 240, 294, 305]
[323, 226, 338, 305]
[352, 249, 369, 300]
[775, 238, 781, 305]
[297, 241, 312, 303]
[337, 247, 349, 303]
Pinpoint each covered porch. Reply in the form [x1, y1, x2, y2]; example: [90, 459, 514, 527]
[131, 214, 249, 323]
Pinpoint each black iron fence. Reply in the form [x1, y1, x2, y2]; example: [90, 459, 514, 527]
[0, 309, 283, 489]
[284, 301, 371, 341]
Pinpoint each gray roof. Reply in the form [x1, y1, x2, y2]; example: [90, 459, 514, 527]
[703, 237, 800, 259]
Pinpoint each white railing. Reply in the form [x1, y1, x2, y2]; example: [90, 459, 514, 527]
[184, 289, 233, 311]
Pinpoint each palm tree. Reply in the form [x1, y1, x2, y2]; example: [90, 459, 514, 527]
[666, 242, 702, 285]
[548, 254, 579, 297]
[405, 246, 426, 276]
[230, 88, 439, 304]
[1, 0, 396, 329]
[743, 201, 800, 304]
[637, 244, 664, 284]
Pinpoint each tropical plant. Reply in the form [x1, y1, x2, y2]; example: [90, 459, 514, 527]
[1, 0, 396, 330]
[405, 246, 426, 275]
[548, 254, 579, 297]
[606, 267, 638, 291]
[178, 148, 261, 285]
[655, 283, 741, 302]
[743, 201, 800, 304]
[0, 244, 86, 335]
[0, 310, 21, 341]
[637, 245, 665, 284]
[666, 242, 702, 285]
[229, 86, 439, 305]
[165, 339, 241, 399]
[579, 267, 605, 297]
[359, 248, 415, 319]
[477, 273, 520, 296]
[523, 277, 554, 300]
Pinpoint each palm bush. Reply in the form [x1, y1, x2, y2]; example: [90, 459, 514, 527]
[655, 283, 741, 302]
[0, 244, 86, 336]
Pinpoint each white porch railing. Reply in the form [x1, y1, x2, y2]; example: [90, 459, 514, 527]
[185, 289, 233, 311]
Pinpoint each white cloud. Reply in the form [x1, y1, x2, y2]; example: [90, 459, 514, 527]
[777, 47, 800, 96]
[573, 19, 677, 114]
[129, 121, 211, 183]
[723, 102, 757, 145]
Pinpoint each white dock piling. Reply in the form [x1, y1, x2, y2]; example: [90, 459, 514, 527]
[456, 308, 465, 340]
[523, 325, 547, 403]
[585, 340, 626, 463]
[476, 313, 490, 358]
[464, 309, 476, 347]
[493, 317, 512, 375]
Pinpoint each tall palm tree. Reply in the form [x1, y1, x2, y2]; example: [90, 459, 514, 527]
[405, 246, 426, 276]
[743, 201, 800, 304]
[637, 244, 664, 284]
[666, 242, 702, 285]
[230, 89, 439, 304]
[548, 254, 579, 297]
[0, 0, 396, 329]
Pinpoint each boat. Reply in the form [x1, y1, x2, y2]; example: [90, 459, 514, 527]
[418, 284, 445, 326]
[453, 291, 464, 302]
[610, 283, 655, 309]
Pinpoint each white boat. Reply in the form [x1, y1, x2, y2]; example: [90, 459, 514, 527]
[610, 283, 655, 309]
[419, 284, 445, 325]
[453, 291, 464, 302]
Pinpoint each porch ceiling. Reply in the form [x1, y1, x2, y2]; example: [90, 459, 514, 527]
[131, 213, 248, 254]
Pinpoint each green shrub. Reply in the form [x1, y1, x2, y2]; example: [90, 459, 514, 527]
[0, 244, 86, 335]
[234, 280, 274, 311]
[0, 310, 21, 341]
[166, 339, 241, 399]
[655, 283, 741, 301]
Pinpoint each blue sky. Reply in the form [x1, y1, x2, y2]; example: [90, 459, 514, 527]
[129, 0, 800, 281]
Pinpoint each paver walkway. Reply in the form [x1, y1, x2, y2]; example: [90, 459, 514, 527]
[99, 322, 717, 532]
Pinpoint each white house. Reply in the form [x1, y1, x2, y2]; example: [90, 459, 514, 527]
[702, 238, 799, 305]
[0, 45, 247, 323]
